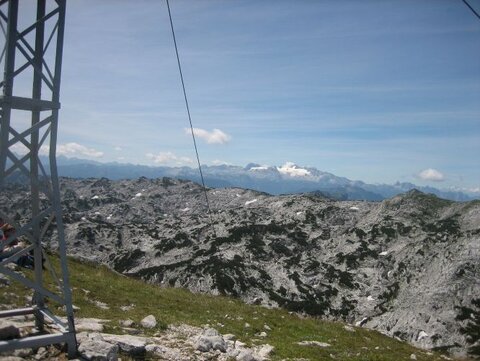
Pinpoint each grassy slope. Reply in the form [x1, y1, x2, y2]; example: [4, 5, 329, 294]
[0, 257, 461, 361]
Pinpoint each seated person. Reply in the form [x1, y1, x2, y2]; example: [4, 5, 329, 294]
[0, 217, 6, 240]
[0, 225, 32, 268]
[1, 225, 21, 257]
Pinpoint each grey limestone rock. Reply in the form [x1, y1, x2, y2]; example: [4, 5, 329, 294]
[140, 315, 157, 329]
[73, 318, 108, 332]
[119, 319, 134, 327]
[236, 350, 257, 361]
[77, 332, 119, 361]
[2, 178, 479, 357]
[196, 328, 227, 352]
[254, 343, 274, 359]
[100, 334, 147, 355]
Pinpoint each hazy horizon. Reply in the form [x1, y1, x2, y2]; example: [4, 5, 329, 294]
[10, 1, 480, 191]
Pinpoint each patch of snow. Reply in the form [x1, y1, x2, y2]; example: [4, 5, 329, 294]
[296, 211, 303, 215]
[367, 295, 375, 301]
[94, 212, 101, 215]
[277, 162, 311, 177]
[81, 217, 86, 221]
[417, 331, 429, 341]
[250, 166, 269, 171]
[355, 317, 368, 327]
[349, 206, 359, 211]
[91, 195, 99, 200]
[379, 251, 389, 256]
[236, 194, 241, 198]
[181, 207, 190, 212]
[135, 192, 142, 197]
[245, 199, 258, 206]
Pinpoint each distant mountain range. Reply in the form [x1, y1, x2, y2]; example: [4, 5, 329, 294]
[32, 156, 479, 201]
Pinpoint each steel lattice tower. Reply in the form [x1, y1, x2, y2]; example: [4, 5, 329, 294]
[0, 0, 76, 356]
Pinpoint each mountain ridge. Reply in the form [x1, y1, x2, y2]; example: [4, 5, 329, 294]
[44, 156, 479, 202]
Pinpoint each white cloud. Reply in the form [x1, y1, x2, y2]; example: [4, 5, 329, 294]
[449, 186, 480, 194]
[10, 143, 54, 157]
[277, 162, 311, 177]
[114, 146, 122, 151]
[417, 168, 445, 182]
[10, 143, 29, 156]
[146, 151, 193, 165]
[57, 142, 104, 158]
[185, 128, 231, 144]
[211, 159, 232, 165]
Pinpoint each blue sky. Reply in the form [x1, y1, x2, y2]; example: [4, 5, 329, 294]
[13, 0, 480, 190]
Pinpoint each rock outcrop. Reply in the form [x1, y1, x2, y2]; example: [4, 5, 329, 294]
[1, 177, 479, 357]
[0, 316, 271, 361]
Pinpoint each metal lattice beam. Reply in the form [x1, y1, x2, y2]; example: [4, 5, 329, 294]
[0, 0, 76, 357]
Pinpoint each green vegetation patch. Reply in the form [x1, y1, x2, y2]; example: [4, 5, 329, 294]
[0, 256, 461, 361]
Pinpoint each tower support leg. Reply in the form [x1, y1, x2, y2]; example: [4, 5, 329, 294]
[0, 0, 77, 357]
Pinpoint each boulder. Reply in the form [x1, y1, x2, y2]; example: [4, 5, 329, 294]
[101, 334, 147, 355]
[140, 315, 157, 329]
[145, 344, 188, 360]
[77, 333, 119, 361]
[255, 344, 274, 359]
[195, 328, 227, 353]
[0, 324, 20, 340]
[75, 318, 108, 332]
[236, 350, 257, 361]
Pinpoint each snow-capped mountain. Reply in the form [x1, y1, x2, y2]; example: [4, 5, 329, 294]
[36, 156, 479, 201]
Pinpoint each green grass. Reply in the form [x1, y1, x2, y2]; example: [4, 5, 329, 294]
[0, 256, 467, 361]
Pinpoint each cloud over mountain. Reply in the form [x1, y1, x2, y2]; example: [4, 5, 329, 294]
[277, 162, 311, 177]
[417, 168, 445, 182]
[146, 151, 193, 165]
[57, 142, 104, 158]
[186, 128, 231, 144]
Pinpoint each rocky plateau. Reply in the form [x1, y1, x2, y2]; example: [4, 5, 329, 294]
[1, 177, 479, 358]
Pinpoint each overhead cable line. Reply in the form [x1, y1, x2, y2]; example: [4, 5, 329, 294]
[165, 0, 218, 237]
[461, 0, 480, 20]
